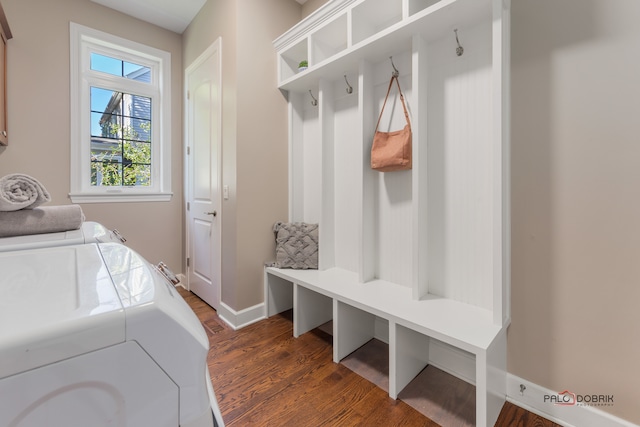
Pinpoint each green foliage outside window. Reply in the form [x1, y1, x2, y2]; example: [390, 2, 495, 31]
[91, 121, 151, 187]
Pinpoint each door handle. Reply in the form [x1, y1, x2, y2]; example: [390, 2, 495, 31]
[206, 211, 217, 217]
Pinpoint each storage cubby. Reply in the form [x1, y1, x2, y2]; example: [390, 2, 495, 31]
[334, 300, 380, 362]
[424, 19, 494, 311]
[288, 90, 321, 224]
[407, 0, 443, 17]
[294, 284, 332, 338]
[391, 323, 431, 399]
[367, 52, 414, 288]
[330, 80, 360, 273]
[270, 0, 510, 425]
[278, 38, 308, 83]
[351, 0, 403, 45]
[264, 273, 293, 317]
[309, 13, 348, 65]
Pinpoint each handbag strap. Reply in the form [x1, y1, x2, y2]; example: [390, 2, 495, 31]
[375, 75, 411, 131]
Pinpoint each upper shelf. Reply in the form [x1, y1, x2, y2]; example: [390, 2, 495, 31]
[274, 0, 493, 92]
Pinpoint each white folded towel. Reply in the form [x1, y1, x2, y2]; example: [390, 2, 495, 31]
[0, 173, 51, 211]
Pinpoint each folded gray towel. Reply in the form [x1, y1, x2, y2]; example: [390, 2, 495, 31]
[0, 205, 85, 238]
[0, 173, 51, 211]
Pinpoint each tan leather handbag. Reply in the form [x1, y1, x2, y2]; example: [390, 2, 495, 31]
[370, 75, 412, 172]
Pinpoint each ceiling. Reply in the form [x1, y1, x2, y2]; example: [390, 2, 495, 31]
[92, 0, 308, 34]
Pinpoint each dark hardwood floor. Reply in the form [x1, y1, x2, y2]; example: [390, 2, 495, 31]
[178, 288, 561, 427]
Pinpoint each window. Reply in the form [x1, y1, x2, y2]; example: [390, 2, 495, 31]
[70, 23, 172, 202]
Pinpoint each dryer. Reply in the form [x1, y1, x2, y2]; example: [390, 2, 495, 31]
[0, 243, 224, 427]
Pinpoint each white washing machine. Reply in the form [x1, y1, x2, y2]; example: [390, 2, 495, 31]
[0, 242, 224, 427]
[0, 221, 127, 252]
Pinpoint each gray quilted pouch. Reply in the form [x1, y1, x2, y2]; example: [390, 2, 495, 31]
[271, 222, 318, 269]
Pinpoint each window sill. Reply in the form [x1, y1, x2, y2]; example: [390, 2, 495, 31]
[69, 191, 173, 204]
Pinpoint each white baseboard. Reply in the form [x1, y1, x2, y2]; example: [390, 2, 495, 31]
[507, 374, 638, 427]
[217, 301, 265, 330]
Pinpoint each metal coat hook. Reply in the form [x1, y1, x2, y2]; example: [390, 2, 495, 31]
[389, 56, 399, 77]
[344, 75, 353, 94]
[454, 29, 464, 56]
[309, 90, 318, 107]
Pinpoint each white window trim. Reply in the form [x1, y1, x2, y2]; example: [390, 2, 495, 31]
[69, 22, 172, 203]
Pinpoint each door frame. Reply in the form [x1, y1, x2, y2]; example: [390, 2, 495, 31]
[183, 37, 223, 307]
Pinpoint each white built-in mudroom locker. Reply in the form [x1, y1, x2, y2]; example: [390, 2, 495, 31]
[265, 0, 510, 426]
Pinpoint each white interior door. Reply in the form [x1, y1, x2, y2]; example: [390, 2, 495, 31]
[185, 39, 222, 309]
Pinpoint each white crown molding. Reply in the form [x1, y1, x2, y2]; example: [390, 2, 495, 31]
[273, 0, 357, 52]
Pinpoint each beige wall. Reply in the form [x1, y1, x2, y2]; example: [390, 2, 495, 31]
[0, 0, 183, 269]
[510, 0, 640, 422]
[235, 0, 298, 309]
[182, 0, 298, 310]
[301, 0, 327, 18]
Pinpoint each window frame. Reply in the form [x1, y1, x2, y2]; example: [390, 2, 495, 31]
[70, 22, 172, 203]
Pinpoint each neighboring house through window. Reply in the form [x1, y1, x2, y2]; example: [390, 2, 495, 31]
[70, 23, 172, 202]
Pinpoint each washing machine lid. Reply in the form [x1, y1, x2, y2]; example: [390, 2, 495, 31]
[0, 221, 123, 252]
[97, 243, 207, 346]
[80, 221, 127, 244]
[0, 244, 125, 379]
